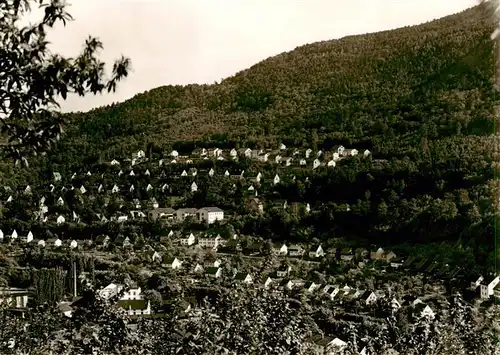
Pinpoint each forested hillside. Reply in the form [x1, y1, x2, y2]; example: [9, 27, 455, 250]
[1, 4, 499, 268]
[47, 4, 498, 161]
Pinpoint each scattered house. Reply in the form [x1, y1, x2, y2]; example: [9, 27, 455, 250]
[118, 299, 151, 317]
[170, 150, 179, 157]
[115, 236, 132, 248]
[0, 287, 29, 308]
[229, 148, 237, 157]
[148, 251, 162, 262]
[307, 334, 348, 354]
[95, 235, 111, 247]
[273, 174, 280, 185]
[279, 143, 286, 150]
[163, 257, 182, 269]
[288, 245, 305, 257]
[312, 159, 321, 169]
[193, 264, 204, 274]
[205, 267, 222, 279]
[69, 240, 78, 249]
[179, 233, 196, 246]
[196, 207, 224, 225]
[37, 240, 46, 247]
[480, 275, 500, 299]
[234, 272, 253, 284]
[238, 148, 252, 158]
[273, 243, 288, 256]
[360, 291, 378, 306]
[343, 148, 358, 157]
[323, 285, 341, 300]
[47, 238, 62, 248]
[277, 265, 292, 278]
[190, 181, 198, 192]
[413, 300, 435, 319]
[304, 281, 321, 293]
[110, 159, 120, 165]
[111, 185, 120, 193]
[308, 245, 325, 259]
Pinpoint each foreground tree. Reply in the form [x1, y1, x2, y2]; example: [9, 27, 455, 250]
[0, 0, 130, 163]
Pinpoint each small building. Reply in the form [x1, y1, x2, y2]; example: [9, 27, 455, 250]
[205, 267, 222, 279]
[163, 257, 182, 269]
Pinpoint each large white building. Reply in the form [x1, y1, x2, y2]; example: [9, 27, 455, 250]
[196, 207, 224, 225]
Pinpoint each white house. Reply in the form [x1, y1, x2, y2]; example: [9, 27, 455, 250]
[56, 215, 65, 225]
[170, 150, 179, 157]
[129, 170, 135, 176]
[363, 149, 371, 156]
[305, 149, 312, 158]
[21, 231, 33, 243]
[146, 184, 153, 192]
[99, 283, 124, 300]
[69, 240, 78, 249]
[121, 287, 144, 301]
[196, 207, 224, 225]
[111, 185, 119, 193]
[312, 159, 320, 169]
[327, 160, 336, 167]
[273, 174, 280, 185]
[191, 181, 198, 192]
[480, 275, 500, 299]
[179, 233, 196, 246]
[110, 159, 120, 165]
[279, 143, 286, 150]
[53, 172, 62, 182]
[208, 168, 215, 177]
[229, 148, 237, 157]
[10, 230, 18, 240]
[308, 245, 325, 259]
[273, 243, 288, 256]
[163, 257, 182, 269]
[57, 197, 64, 206]
[79, 185, 86, 194]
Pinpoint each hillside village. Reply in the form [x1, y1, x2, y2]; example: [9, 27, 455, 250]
[0, 144, 498, 354]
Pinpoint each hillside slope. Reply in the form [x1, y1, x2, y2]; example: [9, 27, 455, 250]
[44, 3, 498, 166]
[0, 3, 498, 268]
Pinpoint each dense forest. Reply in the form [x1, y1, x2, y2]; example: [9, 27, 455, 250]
[0, 4, 498, 269]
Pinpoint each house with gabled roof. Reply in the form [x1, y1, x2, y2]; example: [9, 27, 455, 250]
[308, 245, 325, 259]
[307, 334, 347, 354]
[95, 235, 111, 247]
[323, 285, 341, 300]
[276, 264, 292, 278]
[233, 272, 253, 284]
[179, 233, 196, 246]
[205, 267, 222, 278]
[115, 236, 131, 248]
[413, 300, 435, 319]
[480, 274, 500, 299]
[175, 208, 198, 223]
[304, 281, 321, 293]
[149, 207, 176, 221]
[163, 257, 182, 269]
[288, 245, 305, 257]
[273, 243, 288, 256]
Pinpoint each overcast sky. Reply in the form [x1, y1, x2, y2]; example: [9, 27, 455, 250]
[29, 0, 479, 113]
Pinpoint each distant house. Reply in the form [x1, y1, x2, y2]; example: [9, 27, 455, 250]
[238, 148, 252, 158]
[179, 233, 196, 246]
[308, 245, 325, 259]
[47, 238, 62, 248]
[148, 251, 162, 262]
[69, 240, 78, 249]
[360, 291, 378, 306]
[273, 174, 280, 185]
[288, 245, 305, 257]
[413, 300, 435, 319]
[273, 243, 288, 256]
[233, 272, 253, 284]
[163, 257, 182, 269]
[0, 287, 29, 309]
[196, 207, 224, 225]
[307, 334, 347, 354]
[323, 285, 341, 300]
[205, 267, 222, 279]
[480, 275, 500, 299]
[304, 281, 321, 293]
[190, 181, 198, 192]
[95, 235, 111, 247]
[115, 236, 132, 248]
[276, 265, 292, 278]
[118, 299, 151, 317]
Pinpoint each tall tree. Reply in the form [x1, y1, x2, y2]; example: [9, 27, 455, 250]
[0, 0, 130, 164]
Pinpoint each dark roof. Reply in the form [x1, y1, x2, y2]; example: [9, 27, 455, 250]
[115, 236, 130, 245]
[95, 235, 110, 243]
[205, 267, 220, 274]
[233, 272, 250, 281]
[117, 299, 149, 310]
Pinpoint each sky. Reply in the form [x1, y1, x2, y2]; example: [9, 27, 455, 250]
[26, 0, 479, 113]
